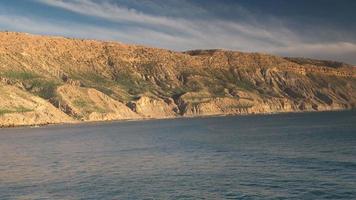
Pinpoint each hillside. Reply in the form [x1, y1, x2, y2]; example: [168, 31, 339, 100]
[0, 32, 355, 127]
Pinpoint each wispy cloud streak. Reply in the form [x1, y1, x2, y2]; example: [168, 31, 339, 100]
[34, 0, 297, 48]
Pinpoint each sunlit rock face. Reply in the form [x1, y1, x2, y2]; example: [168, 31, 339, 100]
[0, 32, 355, 126]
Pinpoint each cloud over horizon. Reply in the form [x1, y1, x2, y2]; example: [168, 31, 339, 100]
[0, 0, 355, 64]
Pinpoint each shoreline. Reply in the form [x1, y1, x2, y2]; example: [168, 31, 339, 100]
[1, 108, 354, 130]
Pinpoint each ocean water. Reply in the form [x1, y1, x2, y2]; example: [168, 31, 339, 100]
[0, 111, 355, 200]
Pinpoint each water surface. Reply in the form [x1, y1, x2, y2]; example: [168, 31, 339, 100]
[0, 111, 355, 199]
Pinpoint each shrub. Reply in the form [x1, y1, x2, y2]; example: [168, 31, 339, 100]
[30, 79, 59, 99]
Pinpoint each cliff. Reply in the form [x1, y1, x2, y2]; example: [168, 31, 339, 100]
[0, 32, 355, 127]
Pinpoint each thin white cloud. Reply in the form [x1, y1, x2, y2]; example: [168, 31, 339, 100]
[34, 0, 296, 49]
[35, 0, 194, 33]
[0, 14, 200, 49]
[271, 42, 356, 64]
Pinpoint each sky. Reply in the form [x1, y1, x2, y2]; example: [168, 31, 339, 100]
[0, 0, 355, 64]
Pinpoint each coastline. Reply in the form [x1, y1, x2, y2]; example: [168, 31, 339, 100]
[1, 108, 353, 130]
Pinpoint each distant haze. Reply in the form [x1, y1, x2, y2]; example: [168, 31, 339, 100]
[0, 0, 355, 64]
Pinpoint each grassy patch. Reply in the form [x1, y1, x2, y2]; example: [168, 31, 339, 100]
[95, 86, 114, 96]
[180, 68, 256, 97]
[115, 72, 137, 88]
[115, 71, 153, 95]
[73, 73, 118, 97]
[0, 106, 33, 116]
[0, 109, 13, 116]
[73, 99, 107, 114]
[82, 73, 109, 85]
[235, 80, 255, 91]
[94, 106, 107, 114]
[14, 106, 33, 113]
[1, 70, 60, 99]
[73, 99, 88, 108]
[2, 71, 39, 80]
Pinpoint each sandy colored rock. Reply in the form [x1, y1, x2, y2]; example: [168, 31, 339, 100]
[57, 85, 140, 121]
[0, 32, 355, 127]
[0, 83, 73, 127]
[128, 96, 178, 118]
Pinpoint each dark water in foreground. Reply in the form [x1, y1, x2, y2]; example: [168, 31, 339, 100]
[0, 111, 355, 200]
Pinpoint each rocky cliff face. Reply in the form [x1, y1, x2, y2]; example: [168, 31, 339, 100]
[0, 32, 355, 127]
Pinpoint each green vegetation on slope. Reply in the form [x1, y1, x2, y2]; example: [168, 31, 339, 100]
[31, 79, 60, 99]
[0, 106, 33, 116]
[3, 71, 39, 80]
[1, 70, 61, 100]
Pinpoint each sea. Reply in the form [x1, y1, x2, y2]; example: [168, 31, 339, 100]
[0, 111, 355, 199]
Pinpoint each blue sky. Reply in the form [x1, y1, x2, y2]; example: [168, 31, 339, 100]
[0, 0, 355, 64]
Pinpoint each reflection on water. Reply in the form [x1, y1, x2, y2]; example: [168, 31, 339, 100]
[1, 111, 356, 199]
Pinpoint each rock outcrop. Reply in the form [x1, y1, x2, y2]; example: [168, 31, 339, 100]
[127, 96, 178, 118]
[56, 85, 140, 121]
[0, 83, 73, 127]
[0, 32, 355, 127]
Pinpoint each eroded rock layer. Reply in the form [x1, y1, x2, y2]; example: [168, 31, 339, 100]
[0, 32, 355, 126]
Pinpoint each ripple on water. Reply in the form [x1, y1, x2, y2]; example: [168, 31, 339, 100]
[0, 111, 355, 199]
